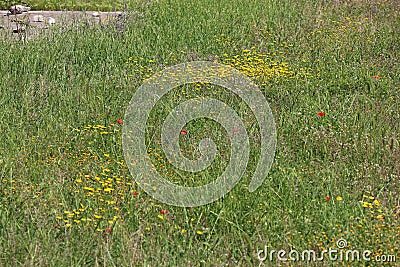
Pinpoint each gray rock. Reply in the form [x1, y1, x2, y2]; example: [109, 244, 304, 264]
[9, 5, 31, 15]
[47, 17, 56, 25]
[32, 15, 44, 22]
[114, 12, 128, 34]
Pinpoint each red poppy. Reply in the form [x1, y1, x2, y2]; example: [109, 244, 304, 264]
[160, 209, 167, 215]
[373, 75, 380, 80]
[105, 227, 112, 234]
[116, 119, 123, 125]
[325, 196, 331, 201]
[180, 129, 188, 135]
[317, 112, 325, 117]
[133, 191, 138, 196]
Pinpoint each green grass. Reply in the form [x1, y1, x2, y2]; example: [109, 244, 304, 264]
[0, 0, 399, 266]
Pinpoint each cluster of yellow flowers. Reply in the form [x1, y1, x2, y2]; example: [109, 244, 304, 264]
[55, 122, 135, 231]
[221, 48, 294, 84]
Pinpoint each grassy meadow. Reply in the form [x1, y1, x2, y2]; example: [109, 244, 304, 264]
[0, 0, 399, 266]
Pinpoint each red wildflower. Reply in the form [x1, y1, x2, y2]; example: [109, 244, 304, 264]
[116, 119, 123, 125]
[325, 196, 331, 201]
[105, 227, 112, 234]
[373, 75, 380, 80]
[160, 209, 167, 215]
[317, 112, 325, 117]
[180, 129, 188, 135]
[133, 191, 138, 196]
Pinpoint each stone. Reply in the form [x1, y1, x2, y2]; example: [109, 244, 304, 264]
[92, 12, 100, 17]
[32, 15, 45, 22]
[114, 12, 127, 34]
[9, 5, 31, 15]
[47, 17, 56, 25]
